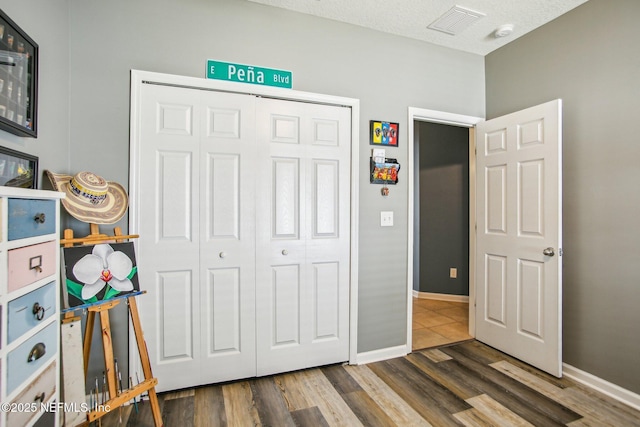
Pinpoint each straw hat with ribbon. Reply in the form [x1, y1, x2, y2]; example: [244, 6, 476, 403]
[45, 170, 128, 224]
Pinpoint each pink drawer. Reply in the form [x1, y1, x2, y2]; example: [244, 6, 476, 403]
[8, 241, 57, 293]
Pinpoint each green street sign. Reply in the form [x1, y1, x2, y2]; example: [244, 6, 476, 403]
[206, 60, 292, 89]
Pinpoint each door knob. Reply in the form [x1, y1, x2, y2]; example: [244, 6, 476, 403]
[543, 247, 555, 257]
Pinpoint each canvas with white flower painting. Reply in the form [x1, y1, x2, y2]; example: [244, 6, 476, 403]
[61, 242, 141, 309]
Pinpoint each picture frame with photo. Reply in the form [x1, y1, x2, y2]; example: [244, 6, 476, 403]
[0, 145, 38, 188]
[0, 8, 39, 138]
[370, 120, 399, 147]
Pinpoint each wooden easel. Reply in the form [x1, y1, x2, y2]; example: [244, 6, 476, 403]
[61, 225, 163, 426]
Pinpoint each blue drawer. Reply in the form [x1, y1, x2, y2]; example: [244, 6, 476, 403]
[6, 321, 57, 395]
[8, 198, 56, 241]
[7, 281, 57, 344]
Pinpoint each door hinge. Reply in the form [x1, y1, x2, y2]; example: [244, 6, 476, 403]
[559, 248, 563, 256]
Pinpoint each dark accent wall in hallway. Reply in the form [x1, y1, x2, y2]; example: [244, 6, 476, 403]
[416, 121, 469, 296]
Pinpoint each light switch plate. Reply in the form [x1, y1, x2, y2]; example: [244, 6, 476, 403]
[381, 211, 394, 227]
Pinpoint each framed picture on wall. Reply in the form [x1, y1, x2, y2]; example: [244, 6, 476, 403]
[0, 8, 38, 138]
[370, 120, 399, 147]
[0, 145, 38, 188]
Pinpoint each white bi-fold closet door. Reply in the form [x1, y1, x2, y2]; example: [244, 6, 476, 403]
[135, 82, 351, 392]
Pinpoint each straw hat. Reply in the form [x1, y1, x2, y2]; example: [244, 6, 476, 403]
[45, 170, 128, 224]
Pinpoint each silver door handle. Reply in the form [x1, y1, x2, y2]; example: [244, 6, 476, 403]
[543, 247, 555, 256]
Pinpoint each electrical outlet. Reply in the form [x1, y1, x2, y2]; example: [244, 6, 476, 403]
[450, 268, 457, 279]
[380, 211, 394, 227]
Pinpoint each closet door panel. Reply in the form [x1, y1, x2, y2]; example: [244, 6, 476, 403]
[157, 270, 195, 361]
[313, 160, 338, 238]
[205, 267, 241, 353]
[199, 91, 257, 383]
[206, 153, 240, 239]
[137, 83, 202, 392]
[272, 157, 300, 239]
[312, 261, 340, 340]
[256, 98, 350, 376]
[157, 151, 193, 240]
[271, 264, 301, 346]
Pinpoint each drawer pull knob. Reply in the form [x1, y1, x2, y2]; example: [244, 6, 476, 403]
[34, 392, 46, 403]
[27, 342, 46, 362]
[33, 302, 46, 321]
[34, 213, 46, 223]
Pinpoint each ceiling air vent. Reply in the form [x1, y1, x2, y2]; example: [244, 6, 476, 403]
[428, 5, 486, 35]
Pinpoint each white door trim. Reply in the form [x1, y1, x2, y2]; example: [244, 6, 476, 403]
[129, 70, 360, 376]
[407, 107, 483, 354]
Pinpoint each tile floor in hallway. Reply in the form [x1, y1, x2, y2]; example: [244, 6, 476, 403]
[412, 297, 472, 351]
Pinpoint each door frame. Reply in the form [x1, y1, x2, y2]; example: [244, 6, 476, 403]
[128, 70, 361, 376]
[407, 107, 483, 353]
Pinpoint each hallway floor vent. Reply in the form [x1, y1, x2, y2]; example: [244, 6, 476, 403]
[428, 5, 486, 35]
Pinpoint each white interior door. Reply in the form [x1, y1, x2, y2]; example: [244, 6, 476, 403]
[136, 83, 257, 391]
[137, 84, 202, 391]
[198, 90, 257, 383]
[475, 99, 563, 377]
[255, 98, 351, 376]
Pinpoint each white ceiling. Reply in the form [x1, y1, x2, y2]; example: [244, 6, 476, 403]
[246, 0, 589, 55]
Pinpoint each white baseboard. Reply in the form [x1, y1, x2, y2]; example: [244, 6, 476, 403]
[412, 290, 469, 303]
[563, 363, 640, 412]
[355, 345, 407, 365]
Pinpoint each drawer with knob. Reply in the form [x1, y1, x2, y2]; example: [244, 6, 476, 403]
[7, 240, 57, 293]
[6, 321, 57, 395]
[6, 361, 57, 427]
[7, 281, 56, 344]
[7, 198, 56, 241]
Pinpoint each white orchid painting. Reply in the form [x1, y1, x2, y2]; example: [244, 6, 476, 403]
[62, 242, 140, 309]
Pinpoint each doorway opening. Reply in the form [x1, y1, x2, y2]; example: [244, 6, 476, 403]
[406, 107, 483, 353]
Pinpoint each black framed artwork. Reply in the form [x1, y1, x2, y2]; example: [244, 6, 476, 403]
[369, 120, 399, 147]
[61, 242, 141, 311]
[0, 145, 38, 188]
[0, 8, 38, 138]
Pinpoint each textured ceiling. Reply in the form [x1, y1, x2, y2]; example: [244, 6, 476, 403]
[246, 0, 589, 55]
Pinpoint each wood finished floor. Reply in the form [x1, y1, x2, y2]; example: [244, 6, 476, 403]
[413, 297, 472, 351]
[99, 340, 640, 427]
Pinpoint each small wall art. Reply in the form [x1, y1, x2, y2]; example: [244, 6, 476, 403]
[0, 8, 39, 137]
[370, 120, 399, 147]
[0, 145, 38, 188]
[61, 242, 140, 310]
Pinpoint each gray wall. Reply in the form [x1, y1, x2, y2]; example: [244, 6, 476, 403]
[415, 121, 469, 296]
[1, 0, 484, 386]
[486, 0, 640, 393]
[0, 0, 69, 180]
[66, 0, 485, 354]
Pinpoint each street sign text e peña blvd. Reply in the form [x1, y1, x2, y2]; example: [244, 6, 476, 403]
[206, 60, 292, 88]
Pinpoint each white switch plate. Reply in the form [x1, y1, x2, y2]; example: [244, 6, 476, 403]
[381, 211, 394, 227]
